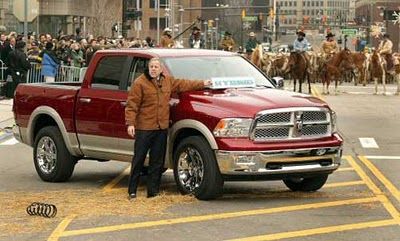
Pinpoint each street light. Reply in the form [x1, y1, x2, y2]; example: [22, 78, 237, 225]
[178, 7, 184, 42]
[377, 6, 388, 34]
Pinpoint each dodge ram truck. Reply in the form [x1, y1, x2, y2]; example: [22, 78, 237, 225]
[13, 49, 343, 200]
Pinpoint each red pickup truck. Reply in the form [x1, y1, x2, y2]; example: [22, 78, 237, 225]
[13, 49, 343, 200]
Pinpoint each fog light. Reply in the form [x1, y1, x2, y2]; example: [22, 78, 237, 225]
[233, 155, 256, 166]
[315, 149, 327, 156]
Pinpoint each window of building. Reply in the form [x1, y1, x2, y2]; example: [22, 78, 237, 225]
[92, 56, 127, 90]
[294, 1, 296, 7]
[149, 17, 166, 30]
[149, 0, 166, 8]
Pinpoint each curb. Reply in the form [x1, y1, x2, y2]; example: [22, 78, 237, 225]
[0, 129, 13, 143]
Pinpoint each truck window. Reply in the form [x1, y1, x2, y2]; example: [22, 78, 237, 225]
[127, 58, 149, 90]
[92, 56, 127, 90]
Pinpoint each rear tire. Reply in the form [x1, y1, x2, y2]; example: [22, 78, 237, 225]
[173, 136, 223, 200]
[283, 174, 328, 192]
[33, 126, 76, 182]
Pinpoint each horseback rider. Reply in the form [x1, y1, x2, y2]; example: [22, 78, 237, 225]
[292, 30, 309, 63]
[160, 28, 174, 48]
[218, 31, 235, 52]
[245, 32, 259, 59]
[377, 33, 394, 72]
[321, 32, 338, 61]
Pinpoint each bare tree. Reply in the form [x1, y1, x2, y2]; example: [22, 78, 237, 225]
[90, 0, 122, 37]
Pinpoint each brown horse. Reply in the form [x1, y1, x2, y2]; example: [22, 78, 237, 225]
[288, 51, 310, 93]
[320, 49, 354, 94]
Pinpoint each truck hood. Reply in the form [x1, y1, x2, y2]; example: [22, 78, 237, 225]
[184, 88, 329, 118]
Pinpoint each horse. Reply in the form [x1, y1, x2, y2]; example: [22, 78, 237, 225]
[369, 50, 400, 95]
[288, 51, 310, 93]
[320, 49, 354, 94]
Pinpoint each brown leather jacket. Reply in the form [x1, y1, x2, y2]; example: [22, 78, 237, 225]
[125, 74, 204, 130]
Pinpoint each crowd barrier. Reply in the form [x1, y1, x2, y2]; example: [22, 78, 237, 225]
[26, 62, 87, 83]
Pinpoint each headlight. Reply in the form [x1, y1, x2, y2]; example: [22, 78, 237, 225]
[331, 110, 337, 133]
[213, 118, 253, 137]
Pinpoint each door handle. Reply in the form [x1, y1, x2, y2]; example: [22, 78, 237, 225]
[120, 101, 127, 107]
[79, 98, 91, 103]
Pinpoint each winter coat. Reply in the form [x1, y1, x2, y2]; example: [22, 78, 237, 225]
[125, 73, 204, 130]
[41, 52, 59, 77]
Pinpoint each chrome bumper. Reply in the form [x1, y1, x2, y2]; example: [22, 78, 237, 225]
[215, 146, 342, 175]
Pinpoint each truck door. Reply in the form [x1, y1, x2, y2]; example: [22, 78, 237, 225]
[75, 55, 132, 160]
[114, 57, 149, 159]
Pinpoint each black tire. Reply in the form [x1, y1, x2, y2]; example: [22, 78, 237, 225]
[173, 136, 224, 200]
[283, 174, 328, 192]
[33, 126, 76, 182]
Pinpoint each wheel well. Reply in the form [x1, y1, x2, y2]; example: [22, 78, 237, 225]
[173, 128, 204, 155]
[33, 114, 58, 142]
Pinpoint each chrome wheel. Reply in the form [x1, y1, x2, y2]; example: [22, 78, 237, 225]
[36, 136, 57, 175]
[177, 147, 204, 193]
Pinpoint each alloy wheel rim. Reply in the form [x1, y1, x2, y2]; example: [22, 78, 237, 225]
[177, 147, 204, 192]
[36, 136, 57, 174]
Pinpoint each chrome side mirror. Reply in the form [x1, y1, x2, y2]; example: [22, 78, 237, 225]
[272, 76, 284, 89]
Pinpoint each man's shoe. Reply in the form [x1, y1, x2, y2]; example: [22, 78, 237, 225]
[147, 193, 159, 198]
[128, 193, 137, 200]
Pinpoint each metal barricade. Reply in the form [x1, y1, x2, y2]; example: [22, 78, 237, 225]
[27, 62, 84, 83]
[0, 60, 6, 81]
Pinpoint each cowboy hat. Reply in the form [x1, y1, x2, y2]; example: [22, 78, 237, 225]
[249, 32, 255, 37]
[296, 31, 305, 37]
[224, 31, 232, 36]
[192, 26, 200, 31]
[326, 32, 335, 38]
[163, 27, 172, 33]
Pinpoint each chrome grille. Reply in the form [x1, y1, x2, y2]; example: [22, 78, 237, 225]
[301, 125, 329, 136]
[303, 111, 327, 122]
[251, 108, 331, 142]
[254, 127, 290, 139]
[257, 112, 291, 124]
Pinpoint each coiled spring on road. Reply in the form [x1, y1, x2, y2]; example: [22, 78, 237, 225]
[26, 202, 57, 218]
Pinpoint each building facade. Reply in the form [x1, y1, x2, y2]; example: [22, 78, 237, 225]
[355, 0, 399, 51]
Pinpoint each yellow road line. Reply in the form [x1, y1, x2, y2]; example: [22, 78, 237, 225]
[311, 86, 324, 100]
[59, 197, 378, 237]
[324, 180, 364, 188]
[47, 215, 77, 241]
[102, 166, 130, 192]
[344, 155, 400, 221]
[359, 156, 400, 204]
[227, 219, 398, 241]
[336, 167, 355, 172]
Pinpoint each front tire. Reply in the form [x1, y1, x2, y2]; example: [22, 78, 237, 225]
[283, 174, 328, 192]
[173, 136, 223, 200]
[33, 126, 76, 182]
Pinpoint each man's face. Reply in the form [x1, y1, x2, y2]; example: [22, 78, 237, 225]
[149, 60, 162, 78]
[0, 34, 6, 41]
[10, 38, 16, 46]
[40, 35, 46, 43]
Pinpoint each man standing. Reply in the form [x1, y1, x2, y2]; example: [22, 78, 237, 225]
[245, 32, 259, 59]
[125, 58, 211, 199]
[6, 41, 31, 97]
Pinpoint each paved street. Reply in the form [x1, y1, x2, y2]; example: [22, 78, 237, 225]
[1, 83, 400, 241]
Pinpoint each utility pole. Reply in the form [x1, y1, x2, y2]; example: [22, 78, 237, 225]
[24, 0, 28, 42]
[136, 0, 141, 38]
[157, 0, 160, 45]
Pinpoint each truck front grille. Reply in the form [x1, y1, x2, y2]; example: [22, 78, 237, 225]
[251, 108, 331, 142]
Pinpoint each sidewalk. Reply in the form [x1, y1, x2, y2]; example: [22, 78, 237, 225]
[0, 98, 14, 141]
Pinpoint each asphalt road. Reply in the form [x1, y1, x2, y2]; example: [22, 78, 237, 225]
[1, 83, 400, 241]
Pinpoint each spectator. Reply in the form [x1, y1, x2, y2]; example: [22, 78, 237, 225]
[70, 43, 84, 68]
[39, 42, 60, 82]
[188, 26, 204, 49]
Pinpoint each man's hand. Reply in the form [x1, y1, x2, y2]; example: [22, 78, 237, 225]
[127, 125, 135, 138]
[203, 79, 212, 87]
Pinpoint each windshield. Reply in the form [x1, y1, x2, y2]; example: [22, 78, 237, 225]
[162, 56, 274, 88]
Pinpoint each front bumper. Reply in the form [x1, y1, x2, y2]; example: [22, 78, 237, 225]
[215, 146, 342, 177]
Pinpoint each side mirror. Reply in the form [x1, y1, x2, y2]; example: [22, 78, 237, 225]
[272, 76, 284, 89]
